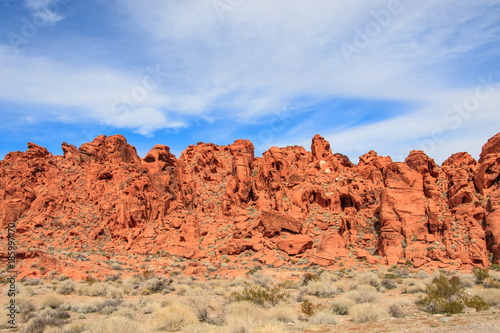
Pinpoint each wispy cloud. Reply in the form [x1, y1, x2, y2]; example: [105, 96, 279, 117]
[1, 0, 499, 161]
[24, 0, 64, 25]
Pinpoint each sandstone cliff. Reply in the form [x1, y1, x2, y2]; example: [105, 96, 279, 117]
[1, 132, 499, 279]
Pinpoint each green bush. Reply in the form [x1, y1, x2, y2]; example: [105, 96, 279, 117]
[300, 299, 323, 317]
[229, 283, 289, 307]
[473, 267, 490, 283]
[417, 273, 489, 314]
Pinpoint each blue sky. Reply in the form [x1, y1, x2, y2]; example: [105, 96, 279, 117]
[1, 0, 500, 163]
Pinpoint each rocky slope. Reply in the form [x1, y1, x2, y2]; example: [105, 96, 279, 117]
[1, 133, 500, 279]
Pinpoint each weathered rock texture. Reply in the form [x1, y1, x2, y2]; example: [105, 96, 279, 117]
[1, 132, 500, 279]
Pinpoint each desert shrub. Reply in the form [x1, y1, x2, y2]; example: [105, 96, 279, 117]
[319, 271, 339, 283]
[77, 283, 107, 297]
[388, 302, 406, 318]
[175, 284, 188, 295]
[268, 306, 298, 323]
[43, 326, 63, 333]
[106, 285, 123, 299]
[61, 323, 86, 333]
[75, 303, 98, 314]
[250, 272, 272, 287]
[114, 309, 136, 320]
[300, 273, 319, 286]
[95, 299, 123, 313]
[57, 280, 76, 295]
[483, 277, 500, 288]
[355, 272, 380, 287]
[475, 288, 500, 306]
[230, 276, 248, 286]
[229, 284, 289, 307]
[330, 298, 355, 315]
[350, 303, 384, 323]
[144, 277, 173, 293]
[344, 285, 379, 304]
[300, 299, 323, 317]
[154, 302, 198, 331]
[308, 311, 338, 325]
[417, 273, 489, 314]
[278, 280, 299, 289]
[186, 296, 210, 322]
[40, 294, 64, 309]
[224, 301, 265, 332]
[58, 274, 69, 281]
[22, 316, 61, 333]
[401, 279, 426, 294]
[458, 274, 476, 288]
[381, 279, 398, 290]
[303, 281, 339, 298]
[473, 267, 490, 283]
[87, 316, 149, 333]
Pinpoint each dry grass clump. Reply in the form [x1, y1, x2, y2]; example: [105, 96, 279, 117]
[268, 306, 298, 324]
[224, 301, 266, 332]
[350, 303, 385, 323]
[252, 321, 288, 333]
[330, 298, 356, 315]
[475, 288, 500, 306]
[303, 280, 339, 297]
[355, 272, 380, 287]
[56, 279, 76, 295]
[401, 279, 426, 294]
[77, 283, 107, 297]
[250, 272, 272, 287]
[230, 276, 249, 286]
[87, 316, 149, 333]
[387, 301, 407, 318]
[154, 302, 198, 331]
[308, 310, 338, 325]
[381, 278, 398, 290]
[40, 294, 64, 309]
[343, 285, 379, 304]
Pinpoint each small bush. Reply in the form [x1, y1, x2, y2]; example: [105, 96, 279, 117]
[87, 316, 149, 333]
[40, 294, 64, 309]
[417, 273, 489, 314]
[388, 302, 405, 318]
[344, 285, 379, 304]
[278, 280, 299, 289]
[303, 281, 339, 297]
[300, 273, 319, 286]
[224, 301, 265, 332]
[331, 298, 355, 315]
[22, 316, 61, 333]
[473, 267, 490, 283]
[475, 288, 500, 306]
[350, 303, 384, 323]
[300, 299, 323, 317]
[355, 272, 380, 287]
[229, 284, 289, 307]
[381, 279, 398, 290]
[268, 306, 298, 323]
[250, 272, 272, 287]
[308, 311, 338, 325]
[57, 280, 76, 295]
[154, 302, 198, 331]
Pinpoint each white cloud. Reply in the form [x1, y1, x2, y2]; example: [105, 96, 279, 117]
[24, 0, 64, 25]
[2, 0, 500, 160]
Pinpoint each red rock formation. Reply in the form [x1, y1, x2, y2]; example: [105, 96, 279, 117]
[1, 132, 500, 280]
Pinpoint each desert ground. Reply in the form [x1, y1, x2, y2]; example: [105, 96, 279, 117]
[2, 257, 500, 333]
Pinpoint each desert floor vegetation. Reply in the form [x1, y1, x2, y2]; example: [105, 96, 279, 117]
[1, 263, 499, 332]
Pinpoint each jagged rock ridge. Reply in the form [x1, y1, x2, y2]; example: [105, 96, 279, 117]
[1, 132, 500, 279]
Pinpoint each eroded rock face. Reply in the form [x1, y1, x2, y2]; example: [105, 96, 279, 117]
[1, 132, 500, 279]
